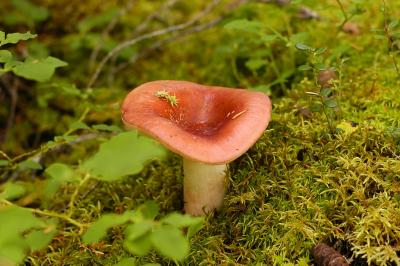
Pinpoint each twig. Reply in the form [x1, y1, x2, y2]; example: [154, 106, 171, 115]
[88, 0, 136, 70]
[67, 173, 91, 217]
[87, 0, 221, 88]
[111, 17, 223, 75]
[1, 199, 86, 234]
[132, 0, 179, 36]
[109, 0, 250, 79]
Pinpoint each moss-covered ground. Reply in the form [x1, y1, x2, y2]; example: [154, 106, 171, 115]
[1, 0, 400, 265]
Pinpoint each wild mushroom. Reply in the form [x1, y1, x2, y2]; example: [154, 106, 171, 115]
[121, 80, 272, 216]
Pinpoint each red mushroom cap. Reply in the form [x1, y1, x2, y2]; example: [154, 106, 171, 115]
[121, 80, 272, 164]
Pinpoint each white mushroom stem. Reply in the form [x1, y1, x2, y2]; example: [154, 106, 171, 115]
[183, 158, 227, 216]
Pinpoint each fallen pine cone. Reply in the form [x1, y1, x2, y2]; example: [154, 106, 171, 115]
[312, 243, 349, 266]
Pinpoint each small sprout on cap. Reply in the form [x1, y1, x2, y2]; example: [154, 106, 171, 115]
[155, 89, 179, 107]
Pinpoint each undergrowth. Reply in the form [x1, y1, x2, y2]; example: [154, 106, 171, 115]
[1, 0, 400, 265]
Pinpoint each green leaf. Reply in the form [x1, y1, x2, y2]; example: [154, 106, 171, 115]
[25, 225, 57, 252]
[69, 121, 90, 131]
[0, 31, 5, 42]
[245, 58, 268, 71]
[10, 0, 49, 23]
[0, 160, 9, 167]
[298, 64, 312, 71]
[251, 85, 271, 94]
[309, 103, 322, 112]
[0, 182, 26, 200]
[320, 87, 332, 97]
[187, 218, 204, 239]
[81, 131, 165, 181]
[151, 225, 188, 261]
[142, 264, 161, 266]
[324, 99, 338, 108]
[295, 43, 313, 52]
[161, 213, 204, 228]
[138, 201, 159, 220]
[13, 56, 68, 82]
[0, 50, 12, 63]
[389, 19, 399, 30]
[44, 163, 76, 198]
[78, 8, 119, 33]
[113, 258, 137, 266]
[124, 233, 152, 256]
[18, 159, 42, 170]
[0, 206, 45, 264]
[224, 19, 263, 34]
[125, 222, 153, 241]
[0, 31, 37, 46]
[92, 124, 123, 132]
[83, 211, 136, 244]
[314, 47, 327, 55]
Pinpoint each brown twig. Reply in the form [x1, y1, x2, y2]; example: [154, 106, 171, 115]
[86, 0, 221, 88]
[88, 0, 136, 70]
[109, 0, 250, 78]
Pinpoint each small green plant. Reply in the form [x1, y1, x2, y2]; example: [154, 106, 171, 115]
[155, 90, 179, 107]
[372, 0, 400, 79]
[0, 31, 67, 81]
[295, 43, 341, 134]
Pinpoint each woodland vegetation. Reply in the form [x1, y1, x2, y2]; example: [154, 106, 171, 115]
[1, 0, 400, 265]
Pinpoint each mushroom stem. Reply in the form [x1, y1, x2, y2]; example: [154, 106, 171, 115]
[183, 158, 227, 216]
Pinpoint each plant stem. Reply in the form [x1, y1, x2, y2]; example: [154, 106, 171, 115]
[0, 199, 86, 233]
[68, 173, 91, 217]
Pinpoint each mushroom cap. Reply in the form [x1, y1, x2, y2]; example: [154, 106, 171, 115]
[121, 80, 272, 164]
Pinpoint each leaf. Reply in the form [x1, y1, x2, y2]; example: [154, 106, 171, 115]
[44, 163, 76, 198]
[125, 222, 153, 241]
[251, 85, 271, 94]
[81, 131, 165, 181]
[69, 121, 90, 131]
[0, 31, 5, 42]
[78, 8, 119, 33]
[0, 160, 9, 167]
[82, 211, 136, 244]
[92, 124, 123, 132]
[113, 258, 137, 266]
[161, 213, 204, 228]
[0, 32, 37, 46]
[298, 64, 312, 71]
[25, 225, 57, 252]
[309, 103, 322, 112]
[142, 264, 161, 266]
[18, 159, 42, 170]
[151, 225, 188, 261]
[224, 19, 263, 34]
[124, 232, 152, 257]
[13, 56, 68, 82]
[0, 50, 12, 63]
[0, 182, 26, 200]
[138, 201, 159, 220]
[0, 206, 45, 264]
[324, 99, 338, 108]
[320, 87, 332, 97]
[389, 19, 399, 30]
[295, 43, 313, 52]
[245, 58, 268, 71]
[187, 218, 204, 239]
[314, 47, 327, 55]
[10, 0, 49, 23]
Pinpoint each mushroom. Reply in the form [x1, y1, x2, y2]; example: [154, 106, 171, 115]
[121, 80, 272, 216]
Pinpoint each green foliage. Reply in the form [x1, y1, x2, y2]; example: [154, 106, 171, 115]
[83, 202, 204, 262]
[82, 131, 166, 181]
[0, 205, 57, 265]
